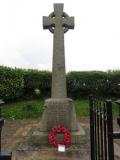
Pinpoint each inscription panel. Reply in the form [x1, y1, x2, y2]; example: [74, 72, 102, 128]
[42, 99, 78, 131]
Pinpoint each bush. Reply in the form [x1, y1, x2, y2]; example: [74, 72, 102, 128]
[34, 88, 41, 97]
[1, 66, 120, 101]
[23, 69, 52, 98]
[0, 66, 24, 100]
[67, 71, 120, 98]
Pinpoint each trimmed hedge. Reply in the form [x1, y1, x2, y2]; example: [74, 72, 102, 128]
[0, 66, 24, 100]
[67, 71, 120, 98]
[0, 66, 120, 100]
[23, 69, 51, 98]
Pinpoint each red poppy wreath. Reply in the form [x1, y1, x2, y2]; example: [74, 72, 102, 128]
[48, 125, 71, 148]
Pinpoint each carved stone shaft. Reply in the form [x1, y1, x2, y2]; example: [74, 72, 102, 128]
[43, 3, 74, 98]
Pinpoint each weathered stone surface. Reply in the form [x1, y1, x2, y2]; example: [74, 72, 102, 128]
[30, 124, 85, 145]
[28, 3, 86, 145]
[29, 98, 86, 145]
[43, 3, 74, 98]
[38, 98, 78, 132]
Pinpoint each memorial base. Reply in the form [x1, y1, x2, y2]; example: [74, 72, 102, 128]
[29, 124, 85, 145]
[29, 98, 86, 145]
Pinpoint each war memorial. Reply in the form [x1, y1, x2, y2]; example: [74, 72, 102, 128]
[29, 3, 85, 146]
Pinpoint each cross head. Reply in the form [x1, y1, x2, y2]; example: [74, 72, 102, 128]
[43, 3, 74, 33]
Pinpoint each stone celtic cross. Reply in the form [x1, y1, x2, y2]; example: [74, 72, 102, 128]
[43, 3, 74, 98]
[29, 4, 85, 145]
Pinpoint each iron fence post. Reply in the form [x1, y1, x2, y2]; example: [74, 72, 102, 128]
[89, 95, 95, 160]
[106, 100, 114, 160]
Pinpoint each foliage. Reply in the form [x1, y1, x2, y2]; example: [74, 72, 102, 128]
[1, 66, 120, 100]
[2, 100, 44, 119]
[67, 71, 120, 98]
[0, 66, 24, 100]
[23, 69, 51, 98]
[34, 88, 41, 97]
[1, 99, 118, 119]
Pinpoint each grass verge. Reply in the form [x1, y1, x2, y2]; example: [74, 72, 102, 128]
[1, 99, 119, 119]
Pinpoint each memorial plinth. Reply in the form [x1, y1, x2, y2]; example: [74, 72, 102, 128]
[30, 98, 85, 145]
[29, 3, 85, 145]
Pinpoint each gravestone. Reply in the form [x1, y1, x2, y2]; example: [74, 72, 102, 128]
[30, 3, 85, 145]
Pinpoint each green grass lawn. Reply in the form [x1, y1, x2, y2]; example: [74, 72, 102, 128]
[1, 100, 44, 119]
[1, 99, 119, 119]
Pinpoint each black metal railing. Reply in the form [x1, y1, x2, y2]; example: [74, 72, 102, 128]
[89, 95, 120, 160]
[0, 100, 12, 160]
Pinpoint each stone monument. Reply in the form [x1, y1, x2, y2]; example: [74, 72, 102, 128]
[30, 3, 85, 145]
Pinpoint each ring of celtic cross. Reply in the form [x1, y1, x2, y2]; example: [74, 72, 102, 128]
[49, 12, 69, 33]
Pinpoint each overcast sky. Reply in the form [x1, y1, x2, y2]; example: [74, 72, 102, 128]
[0, 0, 120, 72]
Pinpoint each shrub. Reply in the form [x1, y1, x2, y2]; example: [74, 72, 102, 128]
[34, 88, 41, 97]
[23, 69, 52, 98]
[67, 71, 120, 98]
[0, 66, 24, 100]
[1, 65, 120, 101]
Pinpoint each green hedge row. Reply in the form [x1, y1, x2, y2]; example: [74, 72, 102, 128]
[67, 71, 120, 98]
[23, 69, 51, 98]
[0, 66, 120, 100]
[0, 66, 24, 100]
